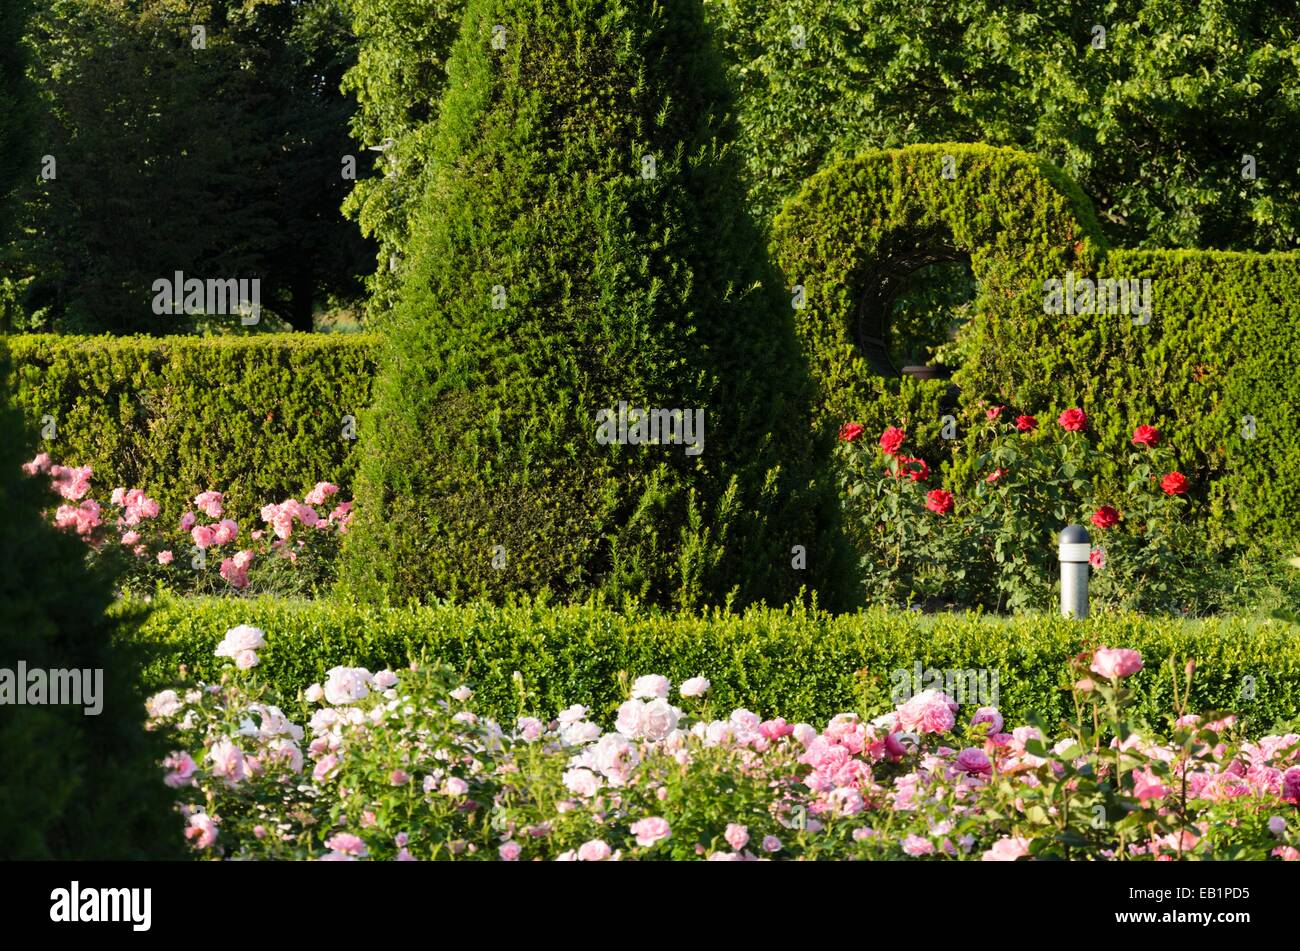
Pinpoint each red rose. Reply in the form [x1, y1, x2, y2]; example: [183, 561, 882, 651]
[1057, 408, 1088, 432]
[1131, 424, 1160, 448]
[925, 489, 954, 515]
[898, 457, 930, 482]
[1160, 472, 1189, 495]
[1091, 505, 1120, 529]
[1015, 415, 1037, 432]
[839, 422, 864, 443]
[986, 467, 1007, 484]
[879, 426, 906, 456]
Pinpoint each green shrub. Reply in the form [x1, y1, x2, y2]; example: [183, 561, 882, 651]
[0, 342, 177, 858]
[5, 333, 375, 528]
[130, 595, 1300, 736]
[343, 0, 843, 609]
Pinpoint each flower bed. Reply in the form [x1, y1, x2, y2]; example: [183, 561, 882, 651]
[149, 627, 1300, 860]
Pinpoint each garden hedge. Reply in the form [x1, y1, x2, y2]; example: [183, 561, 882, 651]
[343, 0, 844, 610]
[129, 596, 1300, 736]
[774, 143, 1300, 545]
[4, 333, 375, 527]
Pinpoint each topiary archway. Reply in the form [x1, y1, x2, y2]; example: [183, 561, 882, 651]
[771, 143, 1107, 452]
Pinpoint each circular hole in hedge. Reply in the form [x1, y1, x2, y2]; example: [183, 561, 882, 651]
[853, 230, 976, 379]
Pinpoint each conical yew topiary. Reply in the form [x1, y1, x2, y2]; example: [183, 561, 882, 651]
[0, 343, 179, 858]
[342, 0, 846, 607]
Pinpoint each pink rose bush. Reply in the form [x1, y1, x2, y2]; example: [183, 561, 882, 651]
[149, 638, 1300, 861]
[22, 456, 351, 596]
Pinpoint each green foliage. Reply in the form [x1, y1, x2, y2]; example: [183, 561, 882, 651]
[344, 0, 842, 609]
[0, 342, 177, 858]
[340, 0, 466, 318]
[708, 0, 1300, 252]
[6, 0, 370, 333]
[0, 0, 33, 248]
[131, 595, 1300, 736]
[5, 333, 375, 528]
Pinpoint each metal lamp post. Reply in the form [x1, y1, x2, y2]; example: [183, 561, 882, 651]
[1058, 524, 1091, 619]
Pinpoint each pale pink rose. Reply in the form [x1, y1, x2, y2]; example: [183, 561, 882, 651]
[325, 833, 368, 857]
[208, 739, 246, 785]
[233, 649, 259, 669]
[120, 530, 141, 546]
[157, 549, 174, 565]
[22, 452, 51, 475]
[631, 674, 670, 700]
[577, 839, 612, 861]
[563, 768, 602, 798]
[50, 464, 93, 501]
[215, 625, 264, 659]
[730, 709, 761, 732]
[615, 699, 645, 738]
[305, 481, 339, 506]
[450, 685, 474, 702]
[305, 683, 324, 703]
[185, 812, 218, 849]
[162, 751, 197, 788]
[442, 777, 469, 797]
[324, 666, 373, 705]
[897, 689, 957, 735]
[679, 677, 710, 698]
[852, 827, 877, 841]
[1269, 816, 1287, 835]
[725, 823, 749, 850]
[296, 502, 320, 527]
[374, 670, 399, 689]
[792, 723, 818, 747]
[146, 689, 182, 718]
[982, 836, 1031, 861]
[1090, 647, 1144, 680]
[194, 490, 224, 518]
[640, 699, 679, 741]
[557, 704, 588, 725]
[762, 835, 782, 853]
[902, 834, 934, 856]
[516, 716, 544, 741]
[312, 753, 339, 782]
[499, 841, 522, 861]
[629, 817, 671, 848]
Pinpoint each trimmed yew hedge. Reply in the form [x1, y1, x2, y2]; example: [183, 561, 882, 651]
[773, 143, 1300, 545]
[5, 333, 375, 527]
[127, 596, 1300, 735]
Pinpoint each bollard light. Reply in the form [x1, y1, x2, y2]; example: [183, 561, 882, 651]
[1058, 524, 1091, 619]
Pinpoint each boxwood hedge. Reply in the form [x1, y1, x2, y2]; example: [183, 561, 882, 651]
[128, 596, 1300, 735]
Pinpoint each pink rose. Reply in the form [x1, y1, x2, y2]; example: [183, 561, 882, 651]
[982, 836, 1031, 861]
[955, 747, 992, 777]
[1091, 647, 1144, 680]
[902, 834, 934, 856]
[577, 839, 612, 861]
[305, 481, 339, 506]
[499, 841, 522, 861]
[971, 707, 1003, 734]
[724, 823, 749, 850]
[629, 817, 671, 848]
[157, 549, 174, 565]
[325, 833, 368, 857]
[194, 490, 224, 518]
[896, 690, 957, 735]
